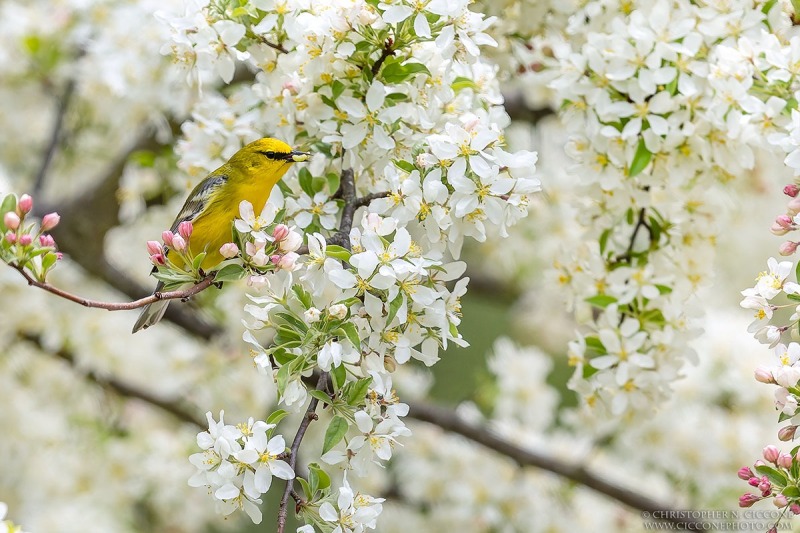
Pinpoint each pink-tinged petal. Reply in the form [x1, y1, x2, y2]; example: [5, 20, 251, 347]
[239, 200, 255, 221]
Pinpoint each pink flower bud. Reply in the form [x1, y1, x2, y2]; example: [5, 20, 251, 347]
[39, 234, 55, 247]
[276, 252, 299, 271]
[18, 234, 32, 246]
[779, 425, 797, 442]
[772, 223, 790, 236]
[786, 185, 800, 198]
[775, 494, 789, 508]
[778, 453, 793, 469]
[749, 476, 760, 487]
[178, 221, 193, 240]
[41, 212, 60, 232]
[17, 194, 32, 214]
[777, 215, 794, 228]
[147, 240, 163, 255]
[55, 252, 63, 261]
[219, 242, 239, 259]
[764, 445, 781, 463]
[5, 232, 16, 244]
[759, 477, 772, 496]
[171, 234, 187, 253]
[272, 224, 290, 241]
[755, 366, 776, 384]
[279, 230, 303, 253]
[4, 211, 20, 230]
[739, 493, 760, 508]
[738, 467, 755, 480]
[150, 253, 166, 266]
[789, 197, 800, 215]
[161, 230, 174, 247]
[791, 503, 800, 515]
[780, 241, 799, 256]
[270, 254, 281, 265]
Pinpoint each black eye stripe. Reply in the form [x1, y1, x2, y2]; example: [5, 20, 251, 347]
[259, 150, 290, 160]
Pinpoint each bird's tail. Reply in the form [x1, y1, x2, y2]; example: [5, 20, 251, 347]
[132, 281, 170, 333]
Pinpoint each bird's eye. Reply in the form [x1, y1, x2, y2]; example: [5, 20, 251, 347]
[259, 151, 289, 161]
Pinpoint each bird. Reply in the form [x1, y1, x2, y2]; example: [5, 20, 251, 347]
[132, 137, 310, 333]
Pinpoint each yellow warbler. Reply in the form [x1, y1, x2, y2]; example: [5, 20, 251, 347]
[132, 137, 310, 333]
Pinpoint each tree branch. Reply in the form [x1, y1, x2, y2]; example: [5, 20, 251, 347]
[33, 77, 76, 196]
[9, 263, 217, 311]
[405, 400, 706, 530]
[502, 90, 555, 125]
[277, 372, 328, 533]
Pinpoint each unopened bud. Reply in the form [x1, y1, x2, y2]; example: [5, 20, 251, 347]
[178, 221, 193, 240]
[304, 307, 322, 323]
[4, 211, 20, 230]
[764, 445, 781, 463]
[272, 224, 290, 241]
[4, 232, 16, 244]
[219, 242, 239, 259]
[777, 215, 794, 228]
[329, 303, 348, 320]
[789, 197, 800, 215]
[780, 241, 799, 256]
[755, 366, 776, 384]
[738, 466, 754, 480]
[739, 493, 760, 508]
[276, 252, 299, 271]
[786, 184, 800, 198]
[779, 425, 798, 442]
[778, 453, 793, 469]
[775, 494, 789, 508]
[171, 234, 187, 252]
[772, 222, 790, 236]
[18, 234, 32, 246]
[384, 354, 397, 373]
[17, 194, 32, 214]
[791, 503, 800, 515]
[55, 252, 63, 261]
[41, 212, 60, 231]
[247, 274, 269, 289]
[279, 230, 303, 253]
[39, 234, 55, 247]
[147, 240, 163, 255]
[150, 253, 166, 266]
[162, 230, 174, 247]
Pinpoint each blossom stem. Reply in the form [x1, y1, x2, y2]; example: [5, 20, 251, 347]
[277, 372, 328, 533]
[8, 262, 217, 311]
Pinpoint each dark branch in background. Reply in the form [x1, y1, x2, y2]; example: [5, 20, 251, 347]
[405, 400, 706, 530]
[32, 77, 76, 196]
[613, 207, 651, 265]
[19, 332, 204, 427]
[371, 39, 395, 77]
[17, 337, 700, 531]
[502, 91, 555, 125]
[277, 373, 328, 533]
[9, 263, 217, 311]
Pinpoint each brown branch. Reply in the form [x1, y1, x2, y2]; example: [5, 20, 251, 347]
[20, 332, 204, 427]
[371, 39, 395, 77]
[9, 263, 217, 311]
[502, 90, 555, 125]
[277, 373, 328, 533]
[405, 400, 706, 530]
[354, 191, 390, 208]
[33, 77, 76, 196]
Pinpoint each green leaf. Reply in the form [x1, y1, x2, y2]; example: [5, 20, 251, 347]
[191, 252, 207, 272]
[41, 252, 57, 274]
[346, 377, 372, 406]
[298, 167, 315, 197]
[292, 284, 313, 309]
[321, 416, 349, 455]
[326, 172, 340, 194]
[309, 389, 332, 404]
[213, 263, 245, 283]
[598, 228, 611, 255]
[326, 245, 352, 262]
[276, 325, 301, 342]
[385, 92, 408, 102]
[298, 477, 313, 501]
[337, 322, 361, 351]
[783, 485, 800, 498]
[394, 159, 415, 173]
[276, 364, 290, 396]
[451, 76, 478, 92]
[276, 312, 308, 333]
[331, 80, 345, 100]
[308, 462, 331, 490]
[381, 61, 430, 83]
[312, 176, 327, 193]
[584, 336, 607, 356]
[755, 465, 789, 488]
[331, 363, 347, 390]
[629, 138, 652, 177]
[266, 409, 290, 426]
[585, 295, 617, 308]
[788, 293, 800, 302]
[385, 292, 404, 325]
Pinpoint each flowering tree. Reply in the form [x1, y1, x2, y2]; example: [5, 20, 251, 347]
[4, 0, 800, 532]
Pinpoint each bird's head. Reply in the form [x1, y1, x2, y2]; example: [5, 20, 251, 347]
[230, 137, 310, 175]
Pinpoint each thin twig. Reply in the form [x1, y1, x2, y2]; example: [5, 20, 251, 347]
[277, 373, 327, 533]
[20, 332, 204, 427]
[354, 191, 390, 208]
[405, 400, 706, 530]
[371, 38, 395, 77]
[613, 207, 651, 264]
[33, 78, 76, 196]
[9, 263, 216, 311]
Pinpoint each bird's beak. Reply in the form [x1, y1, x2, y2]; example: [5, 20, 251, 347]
[288, 151, 310, 162]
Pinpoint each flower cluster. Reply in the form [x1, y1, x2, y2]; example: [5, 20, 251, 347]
[188, 411, 294, 524]
[297, 473, 384, 533]
[0, 193, 61, 282]
[737, 446, 800, 531]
